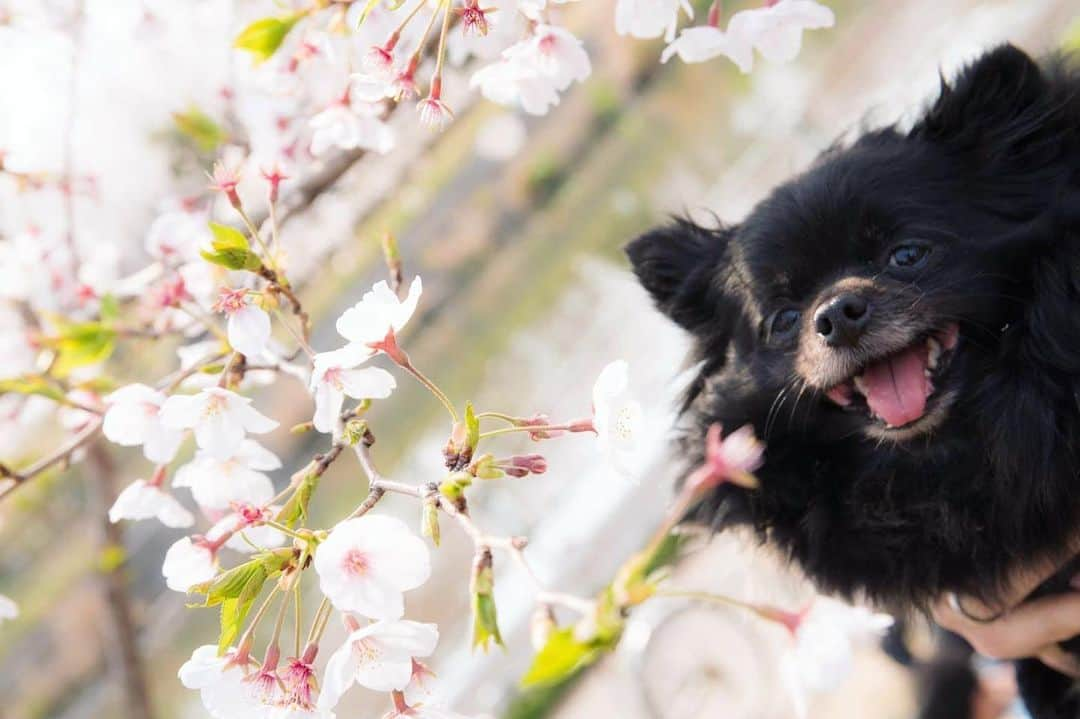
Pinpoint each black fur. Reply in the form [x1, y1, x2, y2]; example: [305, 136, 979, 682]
[628, 45, 1080, 718]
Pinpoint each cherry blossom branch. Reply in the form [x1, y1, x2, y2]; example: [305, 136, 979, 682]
[0, 417, 103, 496]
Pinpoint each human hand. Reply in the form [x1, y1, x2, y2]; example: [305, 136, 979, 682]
[933, 553, 1080, 677]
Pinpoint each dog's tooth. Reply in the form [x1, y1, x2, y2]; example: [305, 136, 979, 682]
[927, 337, 941, 370]
[853, 375, 869, 396]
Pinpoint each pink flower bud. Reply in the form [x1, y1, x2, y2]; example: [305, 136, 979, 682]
[691, 423, 764, 491]
[508, 454, 547, 475]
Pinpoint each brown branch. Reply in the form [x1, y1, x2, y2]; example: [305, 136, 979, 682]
[85, 442, 156, 719]
[0, 417, 103, 497]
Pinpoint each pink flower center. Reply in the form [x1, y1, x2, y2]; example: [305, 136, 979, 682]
[342, 549, 371, 577]
[537, 33, 557, 55]
[213, 288, 248, 315]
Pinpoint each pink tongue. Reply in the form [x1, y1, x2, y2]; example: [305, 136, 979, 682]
[859, 344, 931, 427]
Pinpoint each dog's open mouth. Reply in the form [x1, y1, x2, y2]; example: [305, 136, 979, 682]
[823, 323, 960, 429]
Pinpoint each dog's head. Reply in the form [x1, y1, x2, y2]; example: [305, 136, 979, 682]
[627, 45, 1080, 605]
[631, 44, 1064, 444]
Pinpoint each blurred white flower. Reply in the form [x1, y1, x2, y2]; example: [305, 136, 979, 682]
[173, 439, 281, 510]
[310, 347, 397, 434]
[108, 478, 194, 528]
[214, 288, 272, 359]
[661, 25, 753, 70]
[0, 594, 18, 622]
[178, 644, 260, 719]
[591, 360, 644, 476]
[159, 387, 278, 461]
[780, 598, 893, 717]
[314, 515, 431, 619]
[145, 210, 210, 263]
[103, 383, 186, 463]
[336, 276, 422, 350]
[728, 0, 834, 67]
[615, 0, 693, 42]
[309, 99, 395, 156]
[162, 536, 218, 592]
[471, 26, 590, 116]
[470, 59, 561, 116]
[319, 619, 439, 710]
[0, 307, 36, 380]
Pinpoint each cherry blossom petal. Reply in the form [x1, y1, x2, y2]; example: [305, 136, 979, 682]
[162, 537, 217, 592]
[228, 304, 272, 358]
[108, 479, 195, 528]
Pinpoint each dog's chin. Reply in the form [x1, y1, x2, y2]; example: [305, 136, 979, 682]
[817, 323, 961, 441]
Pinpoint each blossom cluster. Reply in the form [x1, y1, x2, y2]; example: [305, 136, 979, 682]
[0, 3, 893, 718]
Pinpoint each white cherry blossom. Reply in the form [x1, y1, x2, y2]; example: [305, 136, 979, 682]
[727, 0, 834, 67]
[319, 619, 439, 710]
[614, 0, 693, 42]
[309, 99, 395, 157]
[661, 25, 753, 70]
[591, 360, 644, 476]
[102, 383, 186, 463]
[162, 536, 218, 592]
[471, 26, 590, 116]
[780, 598, 893, 718]
[145, 210, 211, 263]
[313, 515, 431, 619]
[214, 288, 272, 359]
[178, 644, 261, 719]
[310, 346, 397, 433]
[159, 387, 278, 461]
[108, 478, 195, 528]
[173, 439, 281, 510]
[335, 276, 422, 350]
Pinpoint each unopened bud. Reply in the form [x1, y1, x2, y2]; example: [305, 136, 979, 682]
[421, 495, 441, 547]
[530, 605, 557, 650]
[470, 454, 503, 480]
[508, 454, 547, 475]
[343, 418, 370, 446]
[381, 232, 403, 294]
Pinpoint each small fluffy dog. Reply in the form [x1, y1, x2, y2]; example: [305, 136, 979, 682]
[627, 45, 1080, 718]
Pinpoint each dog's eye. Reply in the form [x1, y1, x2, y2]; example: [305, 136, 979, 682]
[768, 308, 801, 340]
[888, 243, 931, 269]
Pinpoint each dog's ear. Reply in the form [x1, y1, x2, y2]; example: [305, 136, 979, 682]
[910, 44, 1047, 158]
[625, 218, 729, 333]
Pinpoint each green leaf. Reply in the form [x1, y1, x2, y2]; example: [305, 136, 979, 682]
[471, 550, 503, 651]
[98, 294, 119, 323]
[45, 321, 117, 376]
[276, 473, 319, 528]
[464, 401, 480, 452]
[234, 13, 303, 63]
[201, 222, 262, 271]
[195, 560, 267, 607]
[472, 591, 503, 651]
[521, 628, 598, 688]
[213, 554, 288, 654]
[0, 375, 67, 403]
[173, 106, 225, 152]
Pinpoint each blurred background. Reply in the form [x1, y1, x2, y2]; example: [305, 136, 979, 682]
[1, 1, 1078, 718]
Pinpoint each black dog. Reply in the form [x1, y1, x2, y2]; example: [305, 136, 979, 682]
[627, 44, 1080, 718]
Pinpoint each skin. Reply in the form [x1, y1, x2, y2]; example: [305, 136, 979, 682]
[933, 552, 1080, 679]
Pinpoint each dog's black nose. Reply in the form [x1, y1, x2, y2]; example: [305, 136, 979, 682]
[814, 293, 870, 347]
